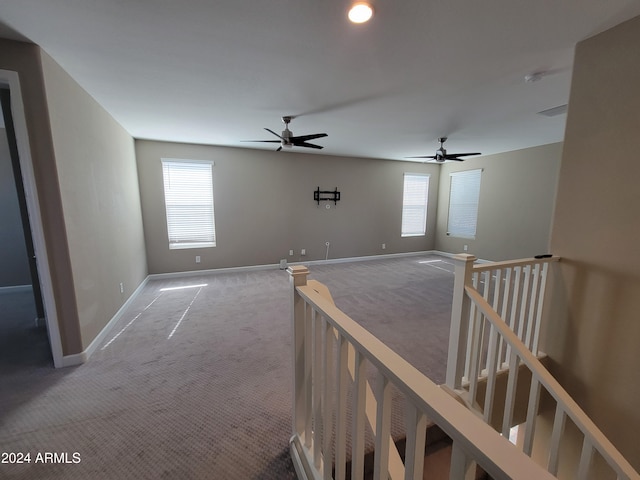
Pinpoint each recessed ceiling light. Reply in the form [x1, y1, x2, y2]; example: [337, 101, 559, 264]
[348, 2, 374, 24]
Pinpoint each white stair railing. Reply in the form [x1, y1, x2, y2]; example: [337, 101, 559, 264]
[288, 265, 555, 480]
[446, 254, 559, 392]
[446, 254, 640, 480]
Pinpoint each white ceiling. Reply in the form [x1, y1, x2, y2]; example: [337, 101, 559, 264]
[1, 1, 640, 161]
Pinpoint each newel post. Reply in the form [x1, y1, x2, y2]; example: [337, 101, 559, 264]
[288, 265, 309, 437]
[446, 254, 477, 390]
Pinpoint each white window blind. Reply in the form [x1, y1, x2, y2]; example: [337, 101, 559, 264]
[447, 169, 482, 238]
[401, 173, 430, 237]
[161, 159, 216, 249]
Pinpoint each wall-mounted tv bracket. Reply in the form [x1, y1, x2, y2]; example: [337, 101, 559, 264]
[314, 187, 341, 205]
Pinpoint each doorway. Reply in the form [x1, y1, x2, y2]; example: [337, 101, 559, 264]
[0, 69, 63, 367]
[0, 88, 50, 367]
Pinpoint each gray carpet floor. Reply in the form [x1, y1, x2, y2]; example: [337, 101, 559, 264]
[0, 254, 455, 479]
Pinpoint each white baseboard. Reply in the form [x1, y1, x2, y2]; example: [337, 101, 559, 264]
[60, 351, 87, 367]
[60, 276, 150, 367]
[148, 262, 280, 280]
[0, 284, 32, 294]
[289, 249, 441, 267]
[149, 250, 449, 279]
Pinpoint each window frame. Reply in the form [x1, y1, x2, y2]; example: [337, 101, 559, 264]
[161, 158, 216, 250]
[401, 173, 430, 237]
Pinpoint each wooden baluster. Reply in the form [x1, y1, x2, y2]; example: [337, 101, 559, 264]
[468, 306, 483, 405]
[464, 271, 480, 384]
[450, 442, 477, 480]
[501, 352, 520, 437]
[483, 321, 500, 424]
[498, 268, 512, 368]
[505, 266, 522, 363]
[577, 438, 594, 480]
[479, 270, 491, 374]
[517, 265, 532, 344]
[525, 264, 541, 350]
[304, 302, 313, 447]
[351, 350, 367, 480]
[532, 262, 550, 355]
[404, 402, 427, 480]
[523, 377, 541, 456]
[482, 271, 491, 301]
[547, 403, 566, 476]
[490, 269, 503, 368]
[323, 320, 335, 480]
[335, 334, 349, 480]
[373, 372, 392, 480]
[492, 268, 503, 312]
[312, 309, 323, 469]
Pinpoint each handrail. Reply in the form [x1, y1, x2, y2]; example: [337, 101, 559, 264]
[465, 285, 639, 480]
[472, 256, 560, 273]
[289, 265, 556, 480]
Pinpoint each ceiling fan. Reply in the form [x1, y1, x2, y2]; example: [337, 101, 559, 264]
[407, 137, 481, 163]
[244, 116, 327, 151]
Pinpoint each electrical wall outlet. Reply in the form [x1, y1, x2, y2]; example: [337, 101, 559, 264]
[301, 249, 306, 256]
[463, 245, 468, 251]
[196, 255, 201, 263]
[382, 243, 386, 250]
[119, 282, 124, 293]
[289, 250, 294, 256]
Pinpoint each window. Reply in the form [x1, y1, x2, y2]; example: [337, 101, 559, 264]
[447, 169, 482, 238]
[401, 173, 430, 237]
[161, 159, 216, 249]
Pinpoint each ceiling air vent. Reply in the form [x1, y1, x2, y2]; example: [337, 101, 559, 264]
[537, 104, 568, 117]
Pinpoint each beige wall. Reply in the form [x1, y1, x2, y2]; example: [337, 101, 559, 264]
[136, 140, 440, 273]
[546, 15, 640, 470]
[0, 127, 31, 287]
[435, 142, 562, 261]
[1, 39, 148, 355]
[40, 53, 147, 350]
[0, 39, 82, 354]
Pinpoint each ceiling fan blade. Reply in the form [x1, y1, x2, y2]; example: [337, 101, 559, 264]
[446, 157, 466, 162]
[242, 140, 282, 143]
[405, 155, 437, 159]
[293, 141, 324, 149]
[276, 146, 282, 152]
[446, 152, 481, 158]
[264, 128, 285, 140]
[292, 133, 328, 142]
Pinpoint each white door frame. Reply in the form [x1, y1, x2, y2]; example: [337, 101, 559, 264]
[1, 68, 64, 368]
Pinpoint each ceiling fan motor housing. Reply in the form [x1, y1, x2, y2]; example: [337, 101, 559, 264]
[281, 128, 292, 146]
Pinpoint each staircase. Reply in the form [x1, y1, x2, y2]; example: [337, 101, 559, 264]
[287, 255, 640, 480]
[335, 422, 489, 480]
[445, 254, 639, 479]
